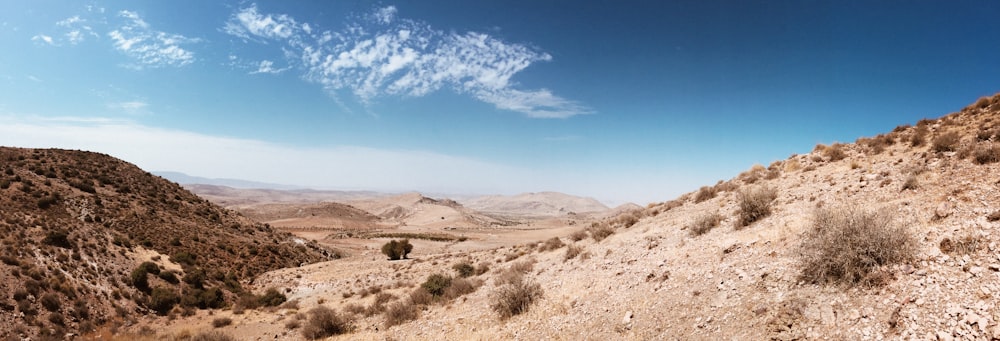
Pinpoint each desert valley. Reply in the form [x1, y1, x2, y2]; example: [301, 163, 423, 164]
[1, 93, 1000, 340]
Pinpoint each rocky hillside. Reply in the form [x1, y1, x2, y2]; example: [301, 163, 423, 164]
[184, 92, 1000, 340]
[461, 191, 610, 217]
[0, 148, 333, 339]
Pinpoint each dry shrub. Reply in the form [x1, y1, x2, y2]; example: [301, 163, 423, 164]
[489, 273, 543, 319]
[568, 230, 587, 242]
[563, 244, 583, 261]
[408, 288, 434, 306]
[443, 277, 481, 300]
[694, 186, 717, 203]
[452, 261, 475, 278]
[911, 125, 928, 147]
[798, 205, 915, 287]
[537, 237, 565, 252]
[420, 274, 452, 297]
[932, 131, 960, 152]
[735, 186, 777, 228]
[301, 306, 349, 339]
[939, 234, 981, 255]
[824, 144, 846, 161]
[211, 317, 232, 328]
[384, 301, 420, 327]
[973, 143, 1000, 164]
[783, 160, 802, 172]
[688, 212, 722, 236]
[588, 223, 614, 242]
[976, 128, 996, 142]
[900, 174, 919, 191]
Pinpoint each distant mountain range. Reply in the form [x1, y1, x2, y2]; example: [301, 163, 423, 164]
[154, 171, 304, 190]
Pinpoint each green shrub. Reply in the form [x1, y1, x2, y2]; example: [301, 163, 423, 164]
[380, 239, 413, 260]
[735, 186, 777, 228]
[421, 274, 452, 297]
[257, 287, 287, 307]
[148, 287, 179, 315]
[798, 205, 915, 287]
[452, 262, 475, 278]
[184, 267, 206, 289]
[171, 251, 197, 266]
[158, 270, 179, 284]
[139, 261, 160, 275]
[130, 267, 149, 291]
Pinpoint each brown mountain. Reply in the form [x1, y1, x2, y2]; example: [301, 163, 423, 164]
[0, 148, 333, 338]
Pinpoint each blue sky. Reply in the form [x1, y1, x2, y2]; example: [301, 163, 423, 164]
[1, 1, 998, 205]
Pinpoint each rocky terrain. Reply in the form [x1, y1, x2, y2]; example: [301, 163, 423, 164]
[6, 93, 1000, 341]
[0, 148, 332, 340]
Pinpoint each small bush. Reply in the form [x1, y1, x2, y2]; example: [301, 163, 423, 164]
[932, 131, 960, 152]
[170, 251, 197, 266]
[212, 317, 233, 328]
[588, 224, 614, 242]
[824, 144, 846, 161]
[139, 261, 160, 275]
[735, 186, 777, 228]
[564, 244, 583, 261]
[409, 288, 434, 306]
[158, 270, 179, 284]
[421, 274, 452, 297]
[900, 174, 919, 191]
[130, 267, 149, 291]
[301, 306, 349, 339]
[42, 230, 73, 249]
[37, 195, 58, 209]
[693, 186, 717, 203]
[973, 143, 1000, 164]
[452, 262, 475, 278]
[798, 205, 915, 287]
[490, 274, 543, 319]
[987, 211, 1000, 222]
[384, 301, 419, 327]
[911, 126, 928, 147]
[257, 287, 287, 307]
[688, 212, 722, 236]
[568, 230, 587, 241]
[149, 287, 179, 315]
[40, 293, 61, 312]
[537, 237, 564, 252]
[381, 239, 413, 260]
[443, 277, 480, 300]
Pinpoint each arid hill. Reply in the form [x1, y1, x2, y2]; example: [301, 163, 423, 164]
[460, 191, 611, 217]
[0, 148, 332, 339]
[138, 93, 1000, 340]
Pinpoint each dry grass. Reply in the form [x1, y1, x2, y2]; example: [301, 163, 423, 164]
[587, 223, 614, 242]
[211, 317, 232, 328]
[688, 212, 722, 236]
[900, 174, 919, 191]
[735, 186, 777, 228]
[537, 237, 565, 252]
[798, 205, 915, 287]
[189, 331, 236, 341]
[824, 144, 847, 161]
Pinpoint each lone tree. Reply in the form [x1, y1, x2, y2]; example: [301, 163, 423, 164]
[381, 239, 413, 260]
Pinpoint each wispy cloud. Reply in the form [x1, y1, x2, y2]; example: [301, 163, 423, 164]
[32, 34, 55, 45]
[108, 100, 149, 113]
[224, 4, 590, 118]
[56, 15, 96, 44]
[107, 10, 198, 69]
[250, 60, 290, 75]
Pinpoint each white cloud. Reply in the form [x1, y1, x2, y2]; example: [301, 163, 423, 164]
[250, 60, 290, 74]
[108, 10, 197, 68]
[224, 5, 590, 118]
[32, 34, 55, 45]
[224, 4, 298, 41]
